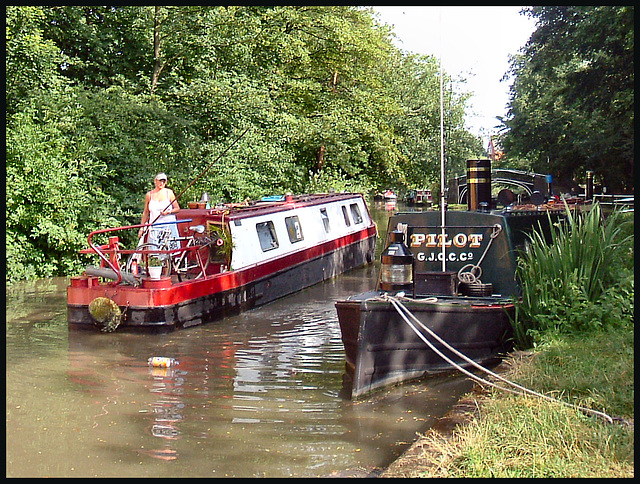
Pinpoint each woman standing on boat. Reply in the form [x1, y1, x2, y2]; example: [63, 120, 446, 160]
[138, 173, 181, 249]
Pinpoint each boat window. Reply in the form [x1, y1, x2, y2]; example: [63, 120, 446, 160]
[256, 221, 279, 251]
[349, 203, 363, 224]
[341, 206, 351, 226]
[320, 208, 331, 233]
[285, 216, 304, 243]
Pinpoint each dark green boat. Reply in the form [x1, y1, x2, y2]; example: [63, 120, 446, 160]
[336, 210, 519, 399]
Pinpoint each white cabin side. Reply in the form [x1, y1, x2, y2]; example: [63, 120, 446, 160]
[228, 195, 373, 270]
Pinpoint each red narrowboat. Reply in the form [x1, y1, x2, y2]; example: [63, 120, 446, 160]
[68, 193, 377, 332]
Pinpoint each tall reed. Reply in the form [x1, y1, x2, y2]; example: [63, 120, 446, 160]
[513, 203, 633, 348]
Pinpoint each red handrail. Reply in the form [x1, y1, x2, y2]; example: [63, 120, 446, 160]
[84, 220, 194, 284]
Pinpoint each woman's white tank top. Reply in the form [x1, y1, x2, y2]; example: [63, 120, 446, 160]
[148, 197, 172, 224]
[147, 190, 178, 248]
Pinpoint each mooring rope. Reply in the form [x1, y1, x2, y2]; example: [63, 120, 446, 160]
[381, 294, 628, 426]
[457, 223, 502, 285]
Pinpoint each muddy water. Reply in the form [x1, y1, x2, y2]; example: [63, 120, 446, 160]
[6, 203, 474, 477]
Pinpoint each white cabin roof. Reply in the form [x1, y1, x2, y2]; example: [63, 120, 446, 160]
[228, 194, 373, 269]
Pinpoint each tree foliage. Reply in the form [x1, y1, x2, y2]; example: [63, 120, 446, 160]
[502, 6, 633, 192]
[6, 6, 483, 282]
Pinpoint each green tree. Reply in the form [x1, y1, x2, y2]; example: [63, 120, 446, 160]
[503, 6, 633, 192]
[6, 89, 119, 282]
[41, 6, 149, 90]
[5, 6, 63, 116]
[6, 5, 485, 283]
[373, 48, 483, 194]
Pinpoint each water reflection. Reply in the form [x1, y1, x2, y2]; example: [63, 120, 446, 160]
[145, 366, 184, 460]
[7, 204, 473, 478]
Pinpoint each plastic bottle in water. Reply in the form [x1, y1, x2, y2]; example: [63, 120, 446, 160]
[148, 356, 178, 368]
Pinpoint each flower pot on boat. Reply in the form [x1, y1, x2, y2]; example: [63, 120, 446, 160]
[147, 257, 164, 279]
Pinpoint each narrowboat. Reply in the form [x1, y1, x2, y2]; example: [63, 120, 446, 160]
[383, 189, 397, 201]
[335, 209, 518, 399]
[405, 189, 433, 207]
[68, 192, 377, 332]
[335, 137, 582, 400]
[374, 189, 397, 201]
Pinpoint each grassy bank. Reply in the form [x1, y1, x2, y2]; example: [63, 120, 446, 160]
[415, 325, 634, 477]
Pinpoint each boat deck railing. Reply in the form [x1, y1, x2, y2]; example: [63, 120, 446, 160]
[81, 219, 216, 285]
[593, 193, 634, 211]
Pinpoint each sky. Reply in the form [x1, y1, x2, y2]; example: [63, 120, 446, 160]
[373, 6, 537, 145]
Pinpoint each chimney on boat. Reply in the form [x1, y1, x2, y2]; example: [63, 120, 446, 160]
[467, 159, 492, 211]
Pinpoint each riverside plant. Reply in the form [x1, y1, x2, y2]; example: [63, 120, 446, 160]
[512, 202, 633, 348]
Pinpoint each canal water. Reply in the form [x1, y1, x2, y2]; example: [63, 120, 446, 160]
[6, 202, 474, 478]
